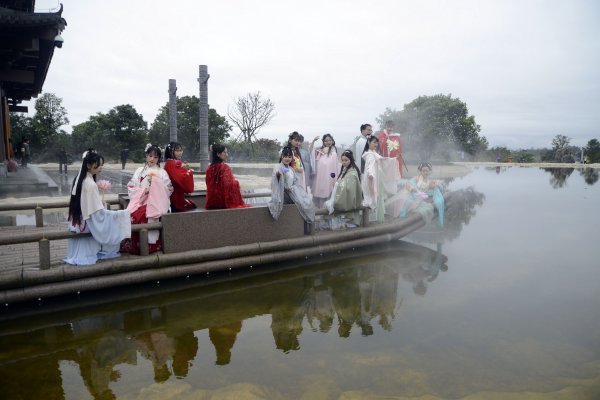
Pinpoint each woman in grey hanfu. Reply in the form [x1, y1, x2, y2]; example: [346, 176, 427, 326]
[268, 146, 315, 223]
[324, 149, 363, 228]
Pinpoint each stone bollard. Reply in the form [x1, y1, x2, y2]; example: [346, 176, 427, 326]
[39, 238, 51, 270]
[139, 229, 149, 256]
[35, 206, 44, 228]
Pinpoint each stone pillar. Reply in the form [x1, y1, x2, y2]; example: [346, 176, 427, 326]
[198, 65, 210, 172]
[168, 79, 177, 143]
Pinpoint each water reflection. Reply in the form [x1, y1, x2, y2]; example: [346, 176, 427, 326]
[542, 167, 574, 188]
[580, 168, 599, 185]
[0, 241, 446, 398]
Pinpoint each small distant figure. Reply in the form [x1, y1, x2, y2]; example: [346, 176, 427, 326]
[57, 146, 69, 174]
[120, 148, 129, 170]
[496, 152, 501, 163]
[20, 138, 30, 167]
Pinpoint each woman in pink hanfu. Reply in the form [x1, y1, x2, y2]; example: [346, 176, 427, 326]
[310, 133, 340, 208]
[120, 144, 173, 254]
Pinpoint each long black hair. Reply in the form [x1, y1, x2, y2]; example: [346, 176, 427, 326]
[145, 144, 162, 166]
[165, 142, 182, 160]
[211, 144, 226, 165]
[279, 146, 294, 163]
[361, 136, 379, 172]
[320, 133, 337, 156]
[68, 149, 104, 226]
[339, 149, 361, 181]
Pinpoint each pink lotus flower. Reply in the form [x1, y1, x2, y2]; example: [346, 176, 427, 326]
[96, 179, 112, 191]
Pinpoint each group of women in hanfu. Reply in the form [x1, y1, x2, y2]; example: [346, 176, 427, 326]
[65, 142, 249, 266]
[65, 132, 444, 266]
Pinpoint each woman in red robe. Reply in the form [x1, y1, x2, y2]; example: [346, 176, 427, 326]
[205, 144, 249, 209]
[164, 142, 197, 212]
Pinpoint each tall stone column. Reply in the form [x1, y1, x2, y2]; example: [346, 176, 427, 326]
[168, 79, 177, 143]
[198, 65, 210, 172]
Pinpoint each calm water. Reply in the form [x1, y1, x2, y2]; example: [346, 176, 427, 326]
[0, 167, 599, 399]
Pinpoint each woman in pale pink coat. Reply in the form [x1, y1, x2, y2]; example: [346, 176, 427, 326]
[310, 134, 340, 208]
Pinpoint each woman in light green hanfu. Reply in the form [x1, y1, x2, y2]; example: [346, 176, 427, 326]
[324, 149, 363, 229]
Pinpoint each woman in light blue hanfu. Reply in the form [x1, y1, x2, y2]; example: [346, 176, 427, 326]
[64, 150, 131, 265]
[399, 162, 445, 226]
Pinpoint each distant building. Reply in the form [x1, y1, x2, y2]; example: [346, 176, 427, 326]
[0, 1, 67, 172]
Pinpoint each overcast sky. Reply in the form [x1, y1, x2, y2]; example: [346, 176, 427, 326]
[33, 0, 599, 149]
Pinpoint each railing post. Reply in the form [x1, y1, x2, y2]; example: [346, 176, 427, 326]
[139, 229, 149, 256]
[35, 206, 44, 227]
[361, 208, 370, 227]
[39, 238, 51, 270]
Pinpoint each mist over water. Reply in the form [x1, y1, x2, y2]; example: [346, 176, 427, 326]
[0, 166, 599, 399]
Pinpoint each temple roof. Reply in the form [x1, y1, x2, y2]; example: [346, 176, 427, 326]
[0, 1, 67, 107]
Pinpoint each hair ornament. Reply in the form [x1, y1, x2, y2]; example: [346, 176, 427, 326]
[145, 143, 153, 152]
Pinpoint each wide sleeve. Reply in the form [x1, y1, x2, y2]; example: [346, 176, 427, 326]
[268, 165, 285, 220]
[127, 167, 144, 198]
[81, 178, 105, 221]
[159, 168, 174, 196]
[87, 208, 132, 245]
[221, 164, 247, 208]
[165, 160, 194, 193]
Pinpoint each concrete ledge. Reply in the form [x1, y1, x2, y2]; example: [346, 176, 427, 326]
[161, 204, 305, 253]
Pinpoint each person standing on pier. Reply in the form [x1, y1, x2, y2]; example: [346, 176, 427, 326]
[310, 134, 340, 208]
[64, 150, 131, 265]
[352, 124, 373, 172]
[377, 121, 403, 177]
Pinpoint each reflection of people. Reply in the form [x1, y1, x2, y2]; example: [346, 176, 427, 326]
[399, 162, 445, 226]
[208, 321, 242, 365]
[205, 144, 249, 209]
[135, 331, 176, 383]
[323, 149, 363, 229]
[121, 144, 172, 254]
[65, 150, 131, 265]
[269, 147, 315, 222]
[172, 331, 199, 378]
[310, 134, 340, 208]
[164, 142, 196, 212]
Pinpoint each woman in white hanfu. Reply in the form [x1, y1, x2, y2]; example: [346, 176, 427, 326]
[65, 150, 131, 265]
[268, 147, 315, 223]
[361, 136, 401, 223]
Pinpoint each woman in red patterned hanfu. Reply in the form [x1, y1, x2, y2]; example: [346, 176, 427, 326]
[205, 144, 249, 209]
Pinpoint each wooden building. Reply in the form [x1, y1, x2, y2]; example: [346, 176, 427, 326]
[0, 0, 66, 169]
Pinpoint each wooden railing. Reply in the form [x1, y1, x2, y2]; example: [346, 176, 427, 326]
[0, 192, 369, 269]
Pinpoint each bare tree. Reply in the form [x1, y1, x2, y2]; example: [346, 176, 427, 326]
[227, 92, 275, 144]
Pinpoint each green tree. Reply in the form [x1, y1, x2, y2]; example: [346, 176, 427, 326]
[377, 94, 487, 161]
[8, 113, 33, 148]
[584, 138, 600, 163]
[30, 93, 69, 154]
[487, 146, 512, 162]
[72, 104, 147, 161]
[148, 96, 231, 160]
